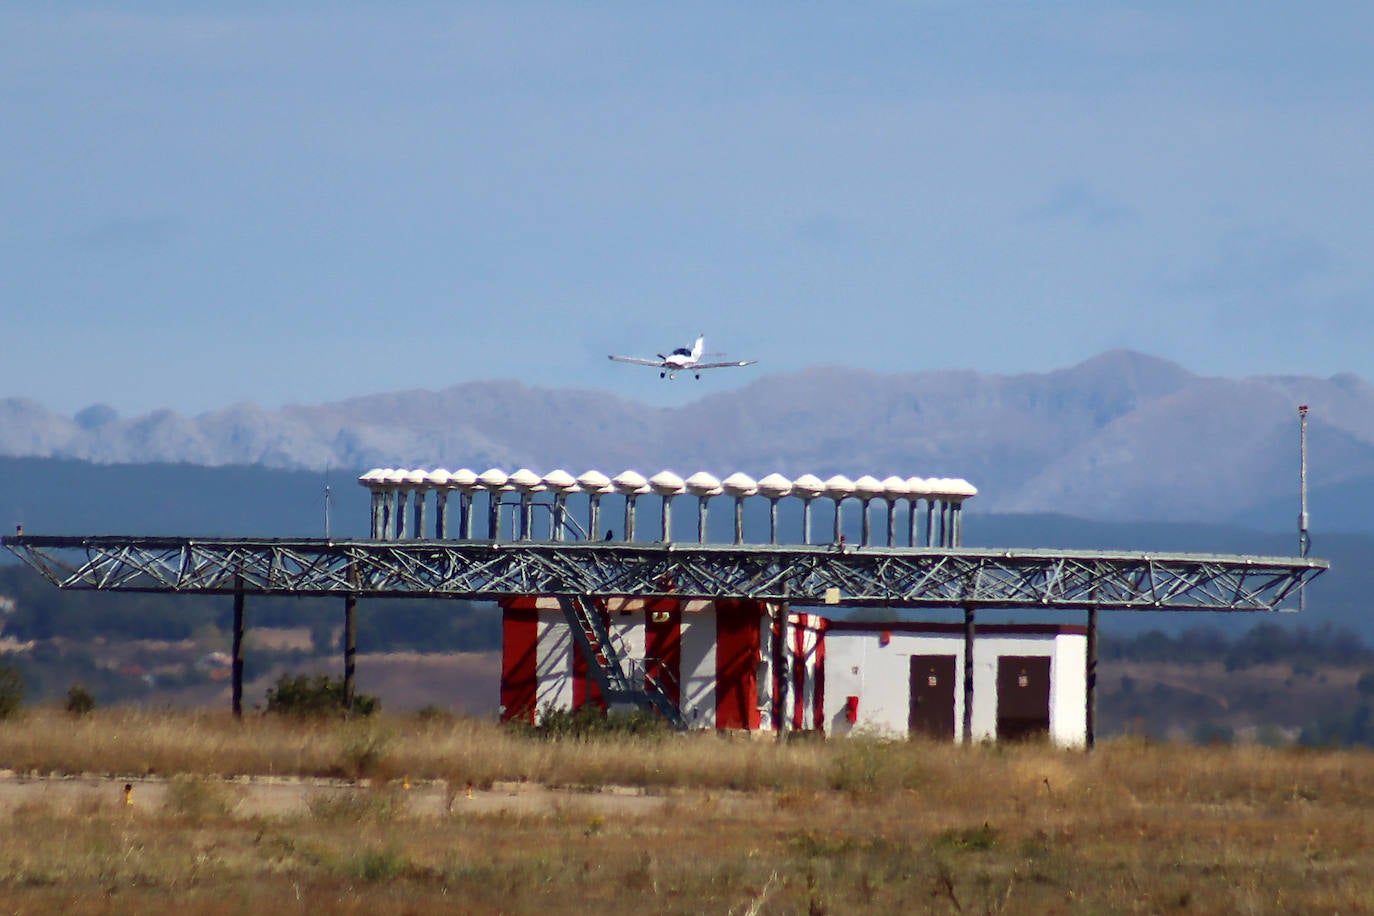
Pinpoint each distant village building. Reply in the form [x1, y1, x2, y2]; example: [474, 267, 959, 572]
[500, 598, 1087, 745]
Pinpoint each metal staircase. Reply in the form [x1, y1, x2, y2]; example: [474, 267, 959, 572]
[556, 596, 687, 729]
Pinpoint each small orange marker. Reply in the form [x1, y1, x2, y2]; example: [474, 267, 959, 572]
[123, 783, 133, 807]
[466, 782, 474, 800]
[403, 776, 411, 791]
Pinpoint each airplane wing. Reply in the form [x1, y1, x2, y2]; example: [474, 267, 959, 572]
[608, 355, 665, 367]
[691, 360, 758, 370]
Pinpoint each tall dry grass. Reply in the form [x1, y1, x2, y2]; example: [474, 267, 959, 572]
[1, 710, 1373, 912]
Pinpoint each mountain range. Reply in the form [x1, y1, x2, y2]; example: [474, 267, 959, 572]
[4, 350, 1374, 529]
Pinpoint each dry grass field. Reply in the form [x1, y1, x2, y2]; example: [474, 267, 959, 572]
[1, 709, 1372, 913]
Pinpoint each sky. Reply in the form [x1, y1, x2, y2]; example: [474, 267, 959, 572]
[2, 2, 1372, 417]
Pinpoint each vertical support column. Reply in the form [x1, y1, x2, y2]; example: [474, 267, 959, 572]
[436, 490, 449, 539]
[907, 500, 917, 547]
[552, 494, 567, 541]
[395, 490, 410, 539]
[661, 495, 674, 543]
[860, 500, 872, 546]
[962, 604, 975, 745]
[369, 490, 383, 538]
[924, 500, 935, 547]
[458, 492, 472, 539]
[382, 491, 395, 540]
[589, 494, 602, 541]
[832, 500, 844, 544]
[624, 495, 637, 542]
[344, 587, 358, 714]
[801, 500, 813, 545]
[733, 497, 746, 545]
[519, 495, 533, 540]
[413, 490, 427, 541]
[885, 501, 897, 547]
[938, 501, 948, 547]
[952, 502, 963, 547]
[697, 497, 709, 543]
[774, 602, 790, 739]
[487, 491, 501, 540]
[767, 499, 779, 545]
[232, 580, 246, 720]
[1086, 605, 1098, 751]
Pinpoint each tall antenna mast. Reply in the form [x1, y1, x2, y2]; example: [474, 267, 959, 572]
[1298, 404, 1310, 614]
[324, 466, 333, 541]
[1298, 404, 1309, 559]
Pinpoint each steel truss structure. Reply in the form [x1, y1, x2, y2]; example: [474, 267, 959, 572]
[3, 535, 1325, 612]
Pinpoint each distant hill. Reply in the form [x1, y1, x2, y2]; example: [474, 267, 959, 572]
[4, 351, 1374, 526]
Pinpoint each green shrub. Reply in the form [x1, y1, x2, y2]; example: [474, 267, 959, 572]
[265, 673, 378, 718]
[64, 683, 96, 716]
[514, 704, 669, 741]
[0, 664, 24, 719]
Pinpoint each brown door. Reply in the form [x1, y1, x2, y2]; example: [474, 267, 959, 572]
[997, 656, 1051, 741]
[909, 655, 956, 739]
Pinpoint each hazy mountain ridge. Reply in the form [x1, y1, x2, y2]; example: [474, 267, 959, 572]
[3, 350, 1372, 524]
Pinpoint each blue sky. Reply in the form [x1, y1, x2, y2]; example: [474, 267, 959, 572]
[3, 2, 1372, 416]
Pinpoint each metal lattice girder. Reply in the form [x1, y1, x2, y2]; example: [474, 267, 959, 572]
[3, 535, 1326, 613]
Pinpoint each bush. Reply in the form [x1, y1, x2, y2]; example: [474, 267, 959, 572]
[515, 704, 669, 741]
[64, 683, 96, 717]
[265, 673, 379, 718]
[0, 664, 24, 719]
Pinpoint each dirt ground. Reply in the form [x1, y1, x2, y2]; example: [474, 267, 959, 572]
[0, 770, 684, 819]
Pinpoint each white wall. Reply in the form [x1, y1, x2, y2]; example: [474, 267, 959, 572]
[533, 613, 572, 719]
[679, 614, 717, 729]
[822, 627, 1086, 746]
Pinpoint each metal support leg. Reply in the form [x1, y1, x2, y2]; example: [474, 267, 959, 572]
[344, 592, 357, 713]
[232, 582, 245, 719]
[962, 604, 975, 744]
[1086, 605, 1098, 750]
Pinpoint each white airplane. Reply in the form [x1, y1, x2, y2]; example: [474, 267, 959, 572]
[608, 335, 758, 379]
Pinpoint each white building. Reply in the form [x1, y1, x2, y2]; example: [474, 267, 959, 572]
[500, 598, 1088, 746]
[822, 621, 1087, 746]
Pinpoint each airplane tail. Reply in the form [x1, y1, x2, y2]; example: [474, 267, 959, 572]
[691, 335, 704, 361]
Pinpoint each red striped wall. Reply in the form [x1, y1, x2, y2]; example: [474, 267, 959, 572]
[814, 619, 827, 731]
[715, 599, 762, 730]
[499, 599, 539, 723]
[644, 599, 682, 706]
